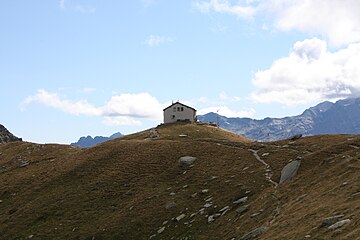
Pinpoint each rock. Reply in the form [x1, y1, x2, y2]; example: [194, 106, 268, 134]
[328, 219, 350, 230]
[352, 191, 360, 198]
[208, 213, 221, 223]
[176, 213, 186, 221]
[157, 226, 165, 234]
[279, 160, 301, 183]
[239, 226, 268, 240]
[169, 192, 176, 196]
[236, 205, 249, 215]
[179, 134, 188, 137]
[149, 128, 160, 138]
[250, 212, 260, 218]
[233, 196, 248, 204]
[165, 201, 177, 210]
[201, 189, 209, 194]
[321, 215, 344, 227]
[204, 203, 213, 208]
[219, 206, 230, 213]
[179, 156, 197, 169]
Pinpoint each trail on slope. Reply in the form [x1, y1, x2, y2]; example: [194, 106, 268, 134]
[249, 148, 281, 226]
[249, 149, 278, 188]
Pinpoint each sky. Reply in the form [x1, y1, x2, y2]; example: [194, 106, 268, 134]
[1, 0, 360, 144]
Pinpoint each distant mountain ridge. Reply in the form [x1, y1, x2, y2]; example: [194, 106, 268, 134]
[0, 124, 22, 144]
[71, 132, 123, 148]
[198, 97, 360, 141]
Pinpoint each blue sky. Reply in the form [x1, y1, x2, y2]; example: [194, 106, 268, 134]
[1, 0, 360, 143]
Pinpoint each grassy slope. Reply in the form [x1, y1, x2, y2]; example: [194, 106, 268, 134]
[0, 124, 359, 239]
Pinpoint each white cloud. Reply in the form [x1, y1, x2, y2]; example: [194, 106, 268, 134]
[194, 0, 360, 46]
[101, 93, 164, 119]
[22, 89, 101, 116]
[144, 35, 175, 47]
[193, 0, 256, 19]
[198, 106, 256, 118]
[262, 0, 360, 46]
[251, 38, 360, 105]
[22, 90, 165, 126]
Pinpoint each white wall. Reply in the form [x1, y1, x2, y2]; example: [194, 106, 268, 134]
[164, 103, 196, 123]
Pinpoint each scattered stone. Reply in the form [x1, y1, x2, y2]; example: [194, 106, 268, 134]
[328, 219, 350, 230]
[243, 167, 249, 171]
[149, 234, 156, 239]
[352, 191, 360, 198]
[0, 200, 3, 203]
[204, 196, 213, 202]
[190, 213, 197, 218]
[201, 189, 209, 194]
[157, 226, 165, 234]
[179, 156, 197, 169]
[305, 235, 311, 238]
[28, 235, 34, 239]
[183, 185, 188, 189]
[349, 145, 359, 149]
[204, 203, 213, 208]
[179, 134, 188, 137]
[191, 193, 198, 198]
[236, 205, 249, 215]
[279, 160, 301, 183]
[199, 208, 205, 215]
[162, 220, 168, 225]
[20, 161, 30, 167]
[250, 212, 261, 218]
[175, 214, 186, 222]
[321, 215, 344, 227]
[262, 153, 269, 156]
[233, 196, 248, 204]
[219, 206, 230, 213]
[170, 192, 176, 196]
[210, 176, 218, 180]
[165, 201, 177, 210]
[208, 213, 221, 223]
[239, 226, 268, 240]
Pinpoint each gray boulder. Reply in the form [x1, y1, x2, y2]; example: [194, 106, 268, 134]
[179, 156, 197, 169]
[279, 160, 301, 183]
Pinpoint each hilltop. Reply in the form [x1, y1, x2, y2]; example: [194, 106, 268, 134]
[199, 97, 360, 141]
[0, 123, 359, 239]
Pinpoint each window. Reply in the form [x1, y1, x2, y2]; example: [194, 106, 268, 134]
[181, 107, 184, 111]
[173, 107, 176, 112]
[172, 115, 175, 119]
[177, 107, 181, 111]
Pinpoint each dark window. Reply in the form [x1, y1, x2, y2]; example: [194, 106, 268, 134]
[173, 107, 176, 112]
[172, 115, 175, 119]
[177, 107, 181, 111]
[181, 107, 184, 111]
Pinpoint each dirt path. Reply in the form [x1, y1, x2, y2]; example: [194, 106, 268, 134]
[249, 149, 278, 188]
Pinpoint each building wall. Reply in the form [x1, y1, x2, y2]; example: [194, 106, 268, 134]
[164, 103, 196, 124]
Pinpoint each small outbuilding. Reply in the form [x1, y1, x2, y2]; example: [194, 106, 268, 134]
[163, 101, 197, 124]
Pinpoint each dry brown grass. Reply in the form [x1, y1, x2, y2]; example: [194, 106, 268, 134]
[0, 124, 359, 239]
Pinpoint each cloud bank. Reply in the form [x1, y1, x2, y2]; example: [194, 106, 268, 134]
[251, 38, 360, 105]
[193, 0, 360, 46]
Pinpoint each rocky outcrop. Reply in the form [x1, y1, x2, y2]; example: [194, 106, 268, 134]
[0, 124, 22, 144]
